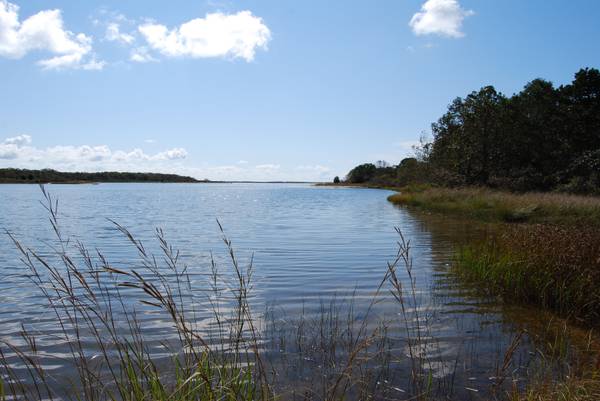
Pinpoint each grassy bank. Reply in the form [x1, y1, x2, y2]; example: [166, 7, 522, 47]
[387, 186, 600, 326]
[387, 186, 600, 226]
[453, 224, 600, 327]
[386, 186, 600, 397]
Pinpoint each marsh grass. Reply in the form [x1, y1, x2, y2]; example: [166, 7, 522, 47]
[387, 187, 600, 226]
[453, 224, 600, 327]
[511, 373, 600, 401]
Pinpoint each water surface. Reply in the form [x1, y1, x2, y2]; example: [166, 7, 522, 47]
[0, 183, 589, 399]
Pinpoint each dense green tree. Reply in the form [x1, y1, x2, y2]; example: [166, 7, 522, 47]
[430, 86, 508, 185]
[346, 163, 377, 183]
[344, 67, 600, 194]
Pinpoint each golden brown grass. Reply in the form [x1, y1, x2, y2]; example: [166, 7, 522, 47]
[511, 374, 600, 401]
[454, 224, 600, 327]
[387, 186, 600, 226]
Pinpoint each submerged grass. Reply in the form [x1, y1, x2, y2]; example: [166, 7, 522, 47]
[387, 186, 600, 226]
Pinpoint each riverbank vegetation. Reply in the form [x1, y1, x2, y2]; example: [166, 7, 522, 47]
[387, 186, 600, 226]
[0, 168, 203, 183]
[385, 187, 600, 330]
[453, 224, 600, 327]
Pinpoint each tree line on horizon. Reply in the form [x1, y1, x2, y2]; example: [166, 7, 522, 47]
[345, 67, 600, 194]
[0, 168, 202, 183]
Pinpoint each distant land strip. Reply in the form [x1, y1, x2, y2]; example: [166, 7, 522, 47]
[0, 168, 204, 184]
[0, 168, 317, 184]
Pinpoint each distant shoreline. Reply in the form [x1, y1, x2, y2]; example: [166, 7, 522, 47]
[0, 168, 318, 185]
[0, 181, 318, 184]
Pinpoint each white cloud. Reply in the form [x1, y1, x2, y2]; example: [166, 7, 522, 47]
[255, 164, 280, 170]
[3, 134, 31, 146]
[138, 11, 271, 62]
[155, 148, 188, 160]
[105, 22, 135, 45]
[130, 46, 157, 63]
[0, 0, 103, 69]
[0, 135, 187, 170]
[409, 0, 473, 38]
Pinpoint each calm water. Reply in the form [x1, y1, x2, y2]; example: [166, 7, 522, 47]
[0, 183, 589, 399]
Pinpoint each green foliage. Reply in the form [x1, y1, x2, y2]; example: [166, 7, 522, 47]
[333, 176, 340, 184]
[345, 67, 600, 194]
[428, 68, 600, 192]
[345, 163, 377, 183]
[0, 168, 202, 183]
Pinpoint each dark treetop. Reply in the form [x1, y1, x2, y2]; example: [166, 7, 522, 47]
[344, 67, 600, 194]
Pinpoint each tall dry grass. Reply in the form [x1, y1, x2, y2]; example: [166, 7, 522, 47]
[387, 186, 600, 226]
[1, 186, 270, 401]
[454, 224, 600, 327]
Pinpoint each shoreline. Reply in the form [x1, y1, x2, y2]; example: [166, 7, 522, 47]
[384, 185, 600, 330]
[0, 180, 318, 185]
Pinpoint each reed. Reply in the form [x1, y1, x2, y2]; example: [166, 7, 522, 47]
[453, 224, 600, 327]
[1, 186, 270, 401]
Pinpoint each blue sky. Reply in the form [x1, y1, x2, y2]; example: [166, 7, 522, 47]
[1, 0, 599, 181]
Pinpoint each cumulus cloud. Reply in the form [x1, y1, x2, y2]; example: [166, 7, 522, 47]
[409, 0, 474, 38]
[130, 46, 157, 63]
[105, 22, 135, 45]
[0, 135, 187, 170]
[0, 0, 103, 69]
[3, 134, 31, 146]
[138, 11, 271, 62]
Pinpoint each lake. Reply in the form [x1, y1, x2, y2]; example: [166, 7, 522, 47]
[0, 183, 590, 399]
